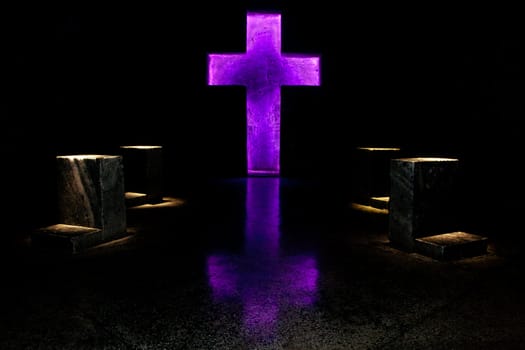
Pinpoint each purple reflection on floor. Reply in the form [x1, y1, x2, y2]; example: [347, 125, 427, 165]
[207, 255, 239, 301]
[245, 177, 280, 258]
[206, 178, 319, 338]
[207, 12, 321, 175]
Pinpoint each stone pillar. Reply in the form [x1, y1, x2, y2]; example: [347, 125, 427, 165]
[388, 157, 460, 251]
[119, 145, 163, 206]
[352, 147, 402, 209]
[32, 154, 127, 253]
[56, 154, 127, 241]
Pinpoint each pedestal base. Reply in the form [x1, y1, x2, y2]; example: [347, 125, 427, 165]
[31, 224, 131, 254]
[369, 196, 389, 210]
[414, 231, 489, 260]
[125, 192, 164, 208]
[31, 224, 103, 254]
[351, 196, 390, 214]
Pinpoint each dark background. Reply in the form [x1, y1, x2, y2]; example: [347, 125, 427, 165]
[3, 2, 524, 239]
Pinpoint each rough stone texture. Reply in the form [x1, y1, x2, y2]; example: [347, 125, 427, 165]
[119, 146, 163, 206]
[414, 231, 489, 260]
[55, 155, 127, 243]
[389, 157, 460, 251]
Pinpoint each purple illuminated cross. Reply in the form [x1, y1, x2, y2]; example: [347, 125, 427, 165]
[207, 12, 321, 176]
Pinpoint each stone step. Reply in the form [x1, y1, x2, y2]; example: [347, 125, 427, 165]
[369, 196, 389, 210]
[351, 196, 390, 213]
[31, 224, 103, 254]
[414, 231, 489, 260]
[125, 192, 163, 208]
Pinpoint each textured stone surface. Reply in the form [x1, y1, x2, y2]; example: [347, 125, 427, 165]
[414, 231, 489, 260]
[389, 157, 460, 251]
[120, 146, 163, 206]
[55, 155, 127, 242]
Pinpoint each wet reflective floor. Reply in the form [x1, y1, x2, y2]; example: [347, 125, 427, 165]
[1, 177, 525, 349]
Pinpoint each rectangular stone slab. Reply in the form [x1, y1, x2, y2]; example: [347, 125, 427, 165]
[414, 231, 489, 260]
[124, 192, 161, 208]
[369, 196, 389, 210]
[32, 224, 103, 254]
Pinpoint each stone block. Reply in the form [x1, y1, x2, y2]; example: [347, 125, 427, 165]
[414, 231, 489, 260]
[352, 147, 402, 207]
[31, 224, 103, 254]
[388, 157, 460, 251]
[55, 154, 127, 242]
[119, 146, 163, 206]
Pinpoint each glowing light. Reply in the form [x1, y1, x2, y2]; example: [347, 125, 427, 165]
[357, 147, 401, 152]
[208, 12, 321, 175]
[350, 202, 389, 215]
[401, 157, 459, 162]
[57, 154, 119, 160]
[120, 146, 162, 150]
[128, 196, 186, 209]
[371, 196, 390, 202]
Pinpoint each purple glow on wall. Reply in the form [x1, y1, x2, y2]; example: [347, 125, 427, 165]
[206, 178, 319, 337]
[208, 12, 321, 175]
